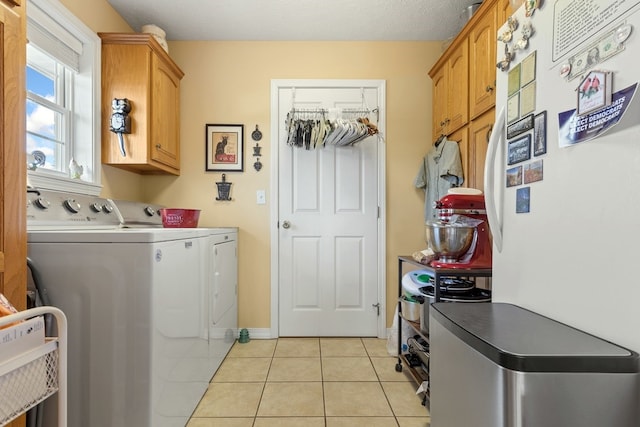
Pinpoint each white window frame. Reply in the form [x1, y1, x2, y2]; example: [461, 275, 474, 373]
[26, 0, 102, 196]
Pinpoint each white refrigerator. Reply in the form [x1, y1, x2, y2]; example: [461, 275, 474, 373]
[485, 0, 640, 355]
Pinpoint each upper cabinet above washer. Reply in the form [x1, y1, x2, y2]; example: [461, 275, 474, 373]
[99, 33, 184, 175]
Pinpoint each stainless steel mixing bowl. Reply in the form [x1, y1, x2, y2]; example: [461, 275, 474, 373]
[425, 221, 475, 262]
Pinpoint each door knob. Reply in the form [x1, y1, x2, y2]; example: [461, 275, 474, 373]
[282, 220, 291, 229]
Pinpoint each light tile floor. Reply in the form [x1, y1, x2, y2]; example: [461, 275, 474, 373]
[187, 337, 430, 427]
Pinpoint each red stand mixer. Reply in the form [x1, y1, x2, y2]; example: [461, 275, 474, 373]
[426, 193, 493, 269]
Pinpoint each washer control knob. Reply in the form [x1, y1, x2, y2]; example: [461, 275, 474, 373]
[63, 199, 81, 214]
[144, 206, 156, 217]
[102, 203, 114, 214]
[90, 202, 102, 213]
[34, 197, 50, 210]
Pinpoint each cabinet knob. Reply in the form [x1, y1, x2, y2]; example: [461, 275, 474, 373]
[155, 144, 161, 149]
[486, 85, 494, 92]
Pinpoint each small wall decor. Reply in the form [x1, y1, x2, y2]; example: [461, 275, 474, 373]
[507, 92, 520, 123]
[508, 134, 532, 165]
[506, 165, 523, 187]
[508, 63, 521, 96]
[577, 70, 612, 116]
[566, 25, 632, 81]
[520, 51, 537, 86]
[206, 124, 244, 172]
[533, 111, 547, 156]
[251, 124, 263, 171]
[252, 143, 263, 171]
[215, 173, 232, 201]
[251, 124, 262, 141]
[507, 114, 534, 139]
[524, 159, 544, 184]
[520, 81, 536, 116]
[516, 187, 531, 213]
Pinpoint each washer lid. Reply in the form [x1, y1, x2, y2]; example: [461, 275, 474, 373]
[28, 227, 211, 243]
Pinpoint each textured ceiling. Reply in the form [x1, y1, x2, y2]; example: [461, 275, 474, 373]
[106, 0, 484, 41]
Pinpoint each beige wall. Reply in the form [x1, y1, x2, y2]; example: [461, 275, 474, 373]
[60, 0, 444, 331]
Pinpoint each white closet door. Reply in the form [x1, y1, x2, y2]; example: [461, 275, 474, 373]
[276, 83, 382, 336]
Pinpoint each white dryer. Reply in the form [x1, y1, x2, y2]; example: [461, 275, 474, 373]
[27, 190, 237, 427]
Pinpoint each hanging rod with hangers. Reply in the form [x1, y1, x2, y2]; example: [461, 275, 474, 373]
[289, 107, 379, 121]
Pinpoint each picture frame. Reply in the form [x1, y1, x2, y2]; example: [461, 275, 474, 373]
[206, 124, 244, 172]
[516, 187, 531, 213]
[508, 63, 521, 97]
[577, 70, 612, 116]
[520, 81, 536, 116]
[506, 165, 523, 187]
[533, 111, 547, 156]
[520, 51, 537, 86]
[507, 113, 534, 139]
[508, 134, 531, 165]
[507, 93, 520, 124]
[524, 159, 544, 184]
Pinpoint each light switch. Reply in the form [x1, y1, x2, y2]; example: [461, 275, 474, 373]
[256, 190, 266, 205]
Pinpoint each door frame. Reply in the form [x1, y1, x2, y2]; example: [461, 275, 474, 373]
[269, 79, 387, 338]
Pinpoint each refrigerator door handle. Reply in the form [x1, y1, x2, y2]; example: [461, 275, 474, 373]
[484, 107, 505, 252]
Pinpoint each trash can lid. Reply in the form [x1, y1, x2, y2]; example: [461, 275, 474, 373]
[431, 302, 640, 373]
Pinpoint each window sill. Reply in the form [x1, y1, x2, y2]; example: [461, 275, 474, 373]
[28, 171, 102, 196]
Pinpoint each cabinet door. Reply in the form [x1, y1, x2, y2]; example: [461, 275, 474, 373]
[2, 2, 27, 425]
[447, 38, 469, 135]
[497, 0, 514, 25]
[0, 0, 27, 309]
[469, 109, 495, 191]
[448, 126, 469, 188]
[431, 65, 448, 142]
[469, 5, 498, 119]
[150, 52, 181, 170]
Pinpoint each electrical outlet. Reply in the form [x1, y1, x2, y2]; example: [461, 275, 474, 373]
[256, 190, 266, 205]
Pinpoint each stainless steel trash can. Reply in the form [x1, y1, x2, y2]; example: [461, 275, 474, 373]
[430, 302, 640, 427]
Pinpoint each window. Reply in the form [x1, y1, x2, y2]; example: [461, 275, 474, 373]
[26, 0, 102, 195]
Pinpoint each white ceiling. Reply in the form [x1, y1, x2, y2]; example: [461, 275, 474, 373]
[106, 0, 484, 41]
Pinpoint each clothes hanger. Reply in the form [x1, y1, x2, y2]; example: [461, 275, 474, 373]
[434, 134, 446, 147]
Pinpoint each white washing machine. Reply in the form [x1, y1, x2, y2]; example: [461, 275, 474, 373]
[27, 190, 237, 427]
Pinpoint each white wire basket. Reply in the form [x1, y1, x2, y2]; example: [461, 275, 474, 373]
[0, 307, 67, 427]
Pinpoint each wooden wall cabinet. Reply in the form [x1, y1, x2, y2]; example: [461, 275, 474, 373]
[469, 5, 498, 119]
[99, 33, 184, 175]
[428, 0, 512, 190]
[430, 38, 468, 141]
[468, 109, 495, 191]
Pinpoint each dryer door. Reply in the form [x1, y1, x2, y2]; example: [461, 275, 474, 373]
[211, 239, 237, 325]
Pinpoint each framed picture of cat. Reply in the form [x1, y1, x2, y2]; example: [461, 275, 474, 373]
[206, 124, 244, 172]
